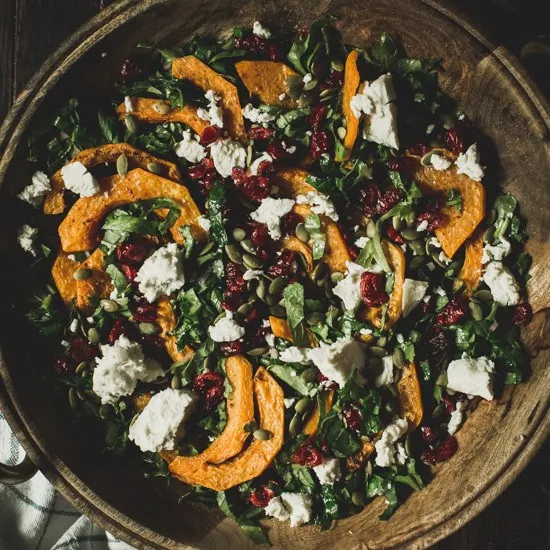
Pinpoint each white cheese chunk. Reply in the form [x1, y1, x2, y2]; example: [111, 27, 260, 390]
[92, 336, 164, 404]
[279, 346, 310, 364]
[482, 261, 520, 306]
[252, 20, 272, 39]
[242, 103, 275, 126]
[395, 442, 408, 465]
[265, 493, 312, 527]
[128, 388, 197, 452]
[447, 400, 466, 435]
[17, 171, 51, 207]
[124, 96, 134, 113]
[446, 353, 495, 400]
[250, 197, 295, 240]
[313, 457, 342, 485]
[430, 153, 452, 171]
[248, 152, 273, 176]
[482, 237, 511, 264]
[295, 191, 339, 221]
[455, 143, 484, 181]
[303, 73, 313, 84]
[355, 236, 370, 249]
[209, 138, 247, 178]
[332, 261, 367, 312]
[197, 89, 224, 127]
[174, 130, 207, 163]
[17, 224, 38, 256]
[401, 278, 429, 317]
[135, 243, 184, 303]
[307, 337, 365, 388]
[376, 355, 395, 387]
[61, 161, 100, 197]
[374, 417, 409, 467]
[284, 397, 297, 408]
[208, 311, 245, 342]
[197, 215, 211, 232]
[416, 219, 429, 232]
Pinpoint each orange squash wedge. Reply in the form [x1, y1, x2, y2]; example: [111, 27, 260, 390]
[132, 393, 153, 414]
[235, 60, 298, 109]
[164, 356, 255, 471]
[362, 240, 405, 330]
[282, 236, 314, 272]
[116, 98, 208, 135]
[407, 150, 485, 259]
[167, 365, 284, 490]
[268, 316, 316, 348]
[303, 389, 335, 437]
[51, 251, 78, 306]
[346, 439, 376, 471]
[456, 228, 483, 295]
[341, 50, 361, 160]
[397, 362, 423, 431]
[171, 56, 246, 141]
[58, 168, 205, 253]
[75, 249, 113, 311]
[44, 143, 182, 215]
[157, 297, 194, 363]
[273, 167, 316, 196]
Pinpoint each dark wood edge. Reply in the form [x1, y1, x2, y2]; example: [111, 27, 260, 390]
[0, 1, 549, 549]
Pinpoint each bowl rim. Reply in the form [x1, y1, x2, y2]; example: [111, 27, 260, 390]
[1, 0, 549, 548]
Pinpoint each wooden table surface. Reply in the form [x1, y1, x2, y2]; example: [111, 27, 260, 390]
[0, 1, 548, 548]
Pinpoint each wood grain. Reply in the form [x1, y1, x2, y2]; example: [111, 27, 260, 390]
[0, 1, 549, 549]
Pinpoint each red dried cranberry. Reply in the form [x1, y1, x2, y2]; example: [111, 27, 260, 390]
[435, 295, 469, 326]
[120, 263, 138, 283]
[360, 271, 389, 307]
[423, 328, 450, 371]
[307, 104, 328, 130]
[309, 130, 331, 160]
[117, 242, 148, 266]
[132, 300, 157, 323]
[200, 125, 219, 146]
[225, 262, 247, 295]
[343, 404, 363, 432]
[140, 334, 164, 355]
[67, 337, 98, 363]
[359, 182, 382, 218]
[293, 443, 323, 467]
[193, 371, 224, 393]
[281, 211, 302, 236]
[187, 158, 216, 193]
[416, 210, 444, 231]
[119, 56, 147, 83]
[443, 395, 456, 414]
[407, 143, 430, 157]
[219, 340, 244, 356]
[222, 293, 243, 312]
[294, 24, 309, 40]
[242, 176, 271, 201]
[108, 318, 133, 345]
[420, 425, 439, 446]
[316, 372, 338, 390]
[422, 435, 458, 464]
[268, 44, 284, 61]
[267, 140, 293, 159]
[248, 126, 275, 140]
[443, 128, 465, 154]
[235, 34, 267, 55]
[387, 225, 405, 244]
[249, 221, 270, 247]
[267, 250, 296, 278]
[378, 187, 403, 215]
[320, 70, 343, 90]
[387, 157, 412, 171]
[511, 302, 533, 326]
[53, 357, 75, 376]
[231, 167, 247, 189]
[248, 485, 276, 507]
[256, 159, 275, 177]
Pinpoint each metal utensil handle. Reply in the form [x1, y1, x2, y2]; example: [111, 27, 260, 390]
[0, 454, 38, 485]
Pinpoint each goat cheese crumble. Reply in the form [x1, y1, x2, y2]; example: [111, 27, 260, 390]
[210, 138, 247, 178]
[313, 457, 342, 485]
[446, 353, 495, 400]
[375, 417, 409, 467]
[197, 89, 224, 127]
[17, 171, 51, 207]
[175, 130, 207, 163]
[482, 237, 511, 264]
[252, 20, 272, 39]
[197, 215, 211, 232]
[376, 355, 395, 387]
[61, 161, 100, 197]
[401, 278, 429, 317]
[250, 197, 295, 240]
[17, 224, 38, 256]
[430, 153, 452, 171]
[248, 152, 273, 176]
[242, 103, 275, 126]
[482, 261, 520, 306]
[264, 493, 312, 527]
[209, 311, 245, 342]
[295, 191, 339, 221]
[447, 400, 466, 435]
[455, 143, 484, 181]
[332, 261, 367, 312]
[279, 346, 310, 364]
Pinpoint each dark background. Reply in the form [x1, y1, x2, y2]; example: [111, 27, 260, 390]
[0, 1, 549, 548]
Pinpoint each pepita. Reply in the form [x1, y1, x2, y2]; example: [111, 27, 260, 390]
[265, 294, 277, 306]
[369, 345, 387, 357]
[269, 276, 287, 296]
[303, 76, 318, 91]
[365, 460, 373, 478]
[73, 268, 93, 281]
[474, 289, 493, 302]
[331, 59, 344, 72]
[288, 414, 302, 436]
[202, 355, 216, 371]
[487, 208, 497, 226]
[152, 101, 171, 115]
[297, 91, 314, 108]
[409, 330, 422, 343]
[237, 302, 254, 318]
[139, 322, 160, 335]
[392, 216, 403, 231]
[319, 88, 336, 99]
[295, 223, 310, 243]
[300, 367, 317, 383]
[87, 327, 100, 345]
[367, 356, 382, 367]
[253, 429, 272, 441]
[256, 278, 268, 301]
[116, 153, 128, 177]
[420, 151, 434, 167]
[432, 403, 445, 419]
[242, 253, 263, 269]
[376, 336, 388, 347]
[100, 299, 119, 313]
[409, 239, 426, 256]
[198, 241, 215, 256]
[124, 114, 138, 134]
[270, 305, 286, 317]
[306, 312, 325, 325]
[351, 491, 365, 506]
[75, 361, 88, 375]
[232, 227, 246, 241]
[366, 220, 376, 238]
[240, 238, 257, 254]
[68, 388, 79, 411]
[295, 397, 311, 414]
[312, 261, 328, 282]
[171, 375, 182, 389]
[337, 126, 347, 141]
[409, 255, 427, 270]
[392, 347, 406, 368]
[469, 301, 484, 321]
[224, 243, 243, 264]
[401, 228, 420, 241]
[247, 347, 268, 357]
[285, 75, 303, 99]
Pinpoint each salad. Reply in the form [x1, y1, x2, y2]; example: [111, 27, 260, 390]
[15, 16, 533, 543]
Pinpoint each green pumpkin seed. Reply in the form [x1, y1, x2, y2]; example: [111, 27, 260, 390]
[392, 216, 404, 231]
[243, 253, 263, 269]
[152, 101, 171, 115]
[312, 261, 328, 282]
[87, 327, 100, 345]
[99, 404, 112, 420]
[431, 250, 448, 267]
[124, 114, 138, 134]
[139, 322, 159, 335]
[73, 268, 93, 281]
[365, 460, 373, 478]
[270, 305, 287, 317]
[224, 243, 243, 264]
[331, 59, 344, 72]
[366, 221, 376, 238]
[198, 241, 215, 256]
[285, 75, 303, 99]
[240, 238, 257, 254]
[247, 347, 268, 357]
[409, 239, 426, 256]
[369, 345, 386, 357]
[265, 294, 277, 306]
[171, 375, 181, 389]
[332, 272, 345, 284]
[319, 88, 336, 99]
[351, 491, 365, 506]
[483, 226, 496, 244]
[306, 312, 325, 326]
[474, 289, 493, 302]
[147, 162, 164, 175]
[296, 253, 309, 272]
[75, 361, 88, 375]
[401, 228, 420, 241]
[295, 397, 311, 414]
[469, 301, 484, 321]
[116, 154, 128, 177]
[432, 402, 445, 419]
[232, 227, 246, 242]
[420, 151, 434, 167]
[409, 330, 422, 343]
[367, 356, 382, 367]
[289, 414, 302, 437]
[405, 434, 413, 456]
[256, 278, 268, 301]
[316, 273, 329, 287]
[409, 255, 427, 270]
[297, 91, 314, 108]
[253, 428, 272, 441]
[68, 388, 79, 411]
[100, 299, 119, 313]
[237, 302, 254, 318]
[269, 276, 287, 295]
[392, 347, 406, 368]
[300, 367, 317, 383]
[336, 126, 347, 141]
[303, 76, 318, 92]
[295, 223, 310, 243]
[376, 336, 388, 347]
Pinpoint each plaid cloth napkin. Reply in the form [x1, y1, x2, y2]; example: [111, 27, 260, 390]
[0, 411, 135, 550]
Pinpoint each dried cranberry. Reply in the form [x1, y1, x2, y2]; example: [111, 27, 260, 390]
[225, 262, 247, 295]
[267, 250, 296, 278]
[256, 159, 275, 177]
[187, 158, 216, 193]
[219, 340, 244, 356]
[231, 167, 247, 189]
[221, 293, 243, 312]
[193, 371, 223, 393]
[307, 104, 328, 130]
[378, 187, 403, 215]
[268, 44, 284, 61]
[309, 130, 331, 160]
[360, 271, 389, 307]
[443, 128, 465, 154]
[422, 435, 458, 464]
[320, 70, 343, 90]
[248, 126, 275, 140]
[235, 34, 267, 55]
[243, 176, 271, 201]
[281, 211, 302, 236]
[108, 318, 134, 345]
[119, 56, 147, 83]
[248, 485, 276, 507]
[387, 157, 412, 171]
[67, 337, 98, 363]
[343, 404, 363, 432]
[199, 125, 219, 146]
[511, 302, 533, 326]
[249, 221, 270, 247]
[140, 334, 164, 356]
[242, 306, 259, 326]
[120, 263, 138, 283]
[387, 225, 405, 244]
[132, 300, 157, 323]
[316, 372, 338, 390]
[293, 443, 323, 467]
[117, 242, 148, 266]
[420, 425, 439, 446]
[359, 182, 382, 218]
[53, 357, 75, 376]
[407, 143, 430, 157]
[435, 295, 469, 326]
[267, 140, 293, 159]
[416, 210, 444, 231]
[423, 328, 450, 371]
[443, 395, 456, 414]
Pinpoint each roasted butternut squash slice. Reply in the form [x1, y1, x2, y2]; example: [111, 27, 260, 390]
[273, 167, 315, 196]
[268, 316, 316, 348]
[341, 50, 361, 160]
[282, 236, 314, 272]
[75, 249, 113, 311]
[58, 168, 205, 253]
[362, 240, 405, 330]
[44, 143, 182, 215]
[303, 389, 335, 436]
[157, 297, 194, 363]
[456, 228, 483, 295]
[51, 251, 78, 306]
[168, 366, 284, 490]
[397, 362, 423, 431]
[132, 393, 153, 413]
[164, 356, 255, 471]
[171, 56, 246, 141]
[346, 439, 376, 472]
[407, 150, 485, 258]
[116, 98, 208, 135]
[235, 60, 298, 109]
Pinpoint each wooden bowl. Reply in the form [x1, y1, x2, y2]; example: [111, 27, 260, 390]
[1, 0, 549, 548]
